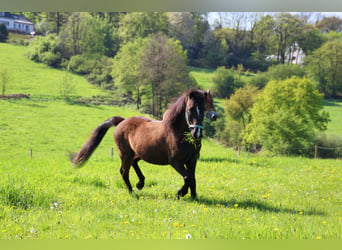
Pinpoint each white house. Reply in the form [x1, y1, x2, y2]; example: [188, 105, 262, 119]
[0, 12, 34, 34]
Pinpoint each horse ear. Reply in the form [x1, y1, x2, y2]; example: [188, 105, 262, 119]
[204, 89, 210, 98]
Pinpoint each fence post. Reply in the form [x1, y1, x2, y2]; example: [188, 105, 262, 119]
[30, 149, 32, 159]
[314, 145, 318, 159]
[238, 146, 240, 157]
[110, 147, 113, 158]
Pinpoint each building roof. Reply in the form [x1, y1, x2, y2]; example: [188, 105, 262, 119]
[0, 12, 33, 25]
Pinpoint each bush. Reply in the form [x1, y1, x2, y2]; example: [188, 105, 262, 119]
[244, 77, 330, 155]
[315, 133, 342, 158]
[68, 55, 94, 74]
[0, 24, 9, 42]
[248, 64, 305, 88]
[40, 51, 61, 67]
[25, 34, 61, 67]
[69, 54, 113, 87]
[212, 66, 244, 98]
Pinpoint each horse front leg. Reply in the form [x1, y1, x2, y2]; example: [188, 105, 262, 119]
[186, 159, 198, 199]
[171, 161, 190, 199]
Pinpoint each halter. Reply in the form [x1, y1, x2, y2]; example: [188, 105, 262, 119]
[185, 107, 204, 131]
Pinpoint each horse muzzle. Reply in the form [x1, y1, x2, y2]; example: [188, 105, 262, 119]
[207, 110, 218, 121]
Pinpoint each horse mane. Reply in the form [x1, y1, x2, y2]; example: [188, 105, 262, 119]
[163, 88, 200, 127]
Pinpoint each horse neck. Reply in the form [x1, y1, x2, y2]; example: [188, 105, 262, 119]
[163, 106, 189, 136]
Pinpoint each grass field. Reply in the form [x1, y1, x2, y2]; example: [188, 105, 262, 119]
[0, 43, 341, 239]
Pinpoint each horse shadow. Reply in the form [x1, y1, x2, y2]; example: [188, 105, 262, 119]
[187, 196, 326, 216]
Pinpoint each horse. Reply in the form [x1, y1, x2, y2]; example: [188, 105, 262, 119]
[70, 88, 218, 199]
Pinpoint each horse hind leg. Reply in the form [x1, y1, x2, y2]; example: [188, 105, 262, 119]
[119, 158, 133, 193]
[132, 158, 145, 190]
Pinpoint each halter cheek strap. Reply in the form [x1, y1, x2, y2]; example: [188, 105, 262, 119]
[185, 109, 204, 130]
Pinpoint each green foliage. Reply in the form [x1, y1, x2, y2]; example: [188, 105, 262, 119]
[113, 33, 193, 117]
[212, 66, 243, 98]
[315, 133, 342, 158]
[245, 77, 330, 155]
[0, 23, 9, 42]
[58, 69, 75, 99]
[139, 33, 193, 117]
[25, 34, 61, 67]
[223, 85, 260, 148]
[118, 12, 168, 44]
[68, 55, 95, 75]
[305, 40, 342, 98]
[112, 37, 147, 107]
[249, 64, 305, 88]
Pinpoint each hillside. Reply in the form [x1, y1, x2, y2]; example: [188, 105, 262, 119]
[0, 43, 341, 239]
[0, 43, 103, 98]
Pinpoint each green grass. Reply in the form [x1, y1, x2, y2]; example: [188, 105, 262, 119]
[324, 100, 342, 137]
[190, 66, 215, 91]
[0, 98, 341, 239]
[0, 43, 103, 98]
[0, 43, 341, 239]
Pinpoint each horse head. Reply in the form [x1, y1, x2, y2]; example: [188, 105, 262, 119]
[185, 89, 218, 139]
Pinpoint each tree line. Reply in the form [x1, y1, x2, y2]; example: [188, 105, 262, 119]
[3, 12, 342, 157]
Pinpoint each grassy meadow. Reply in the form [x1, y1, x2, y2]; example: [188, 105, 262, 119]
[0, 43, 341, 239]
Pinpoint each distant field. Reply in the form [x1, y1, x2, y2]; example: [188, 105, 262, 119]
[324, 100, 342, 137]
[0, 43, 103, 98]
[189, 67, 215, 91]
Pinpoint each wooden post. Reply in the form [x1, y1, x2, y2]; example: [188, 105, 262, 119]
[314, 145, 318, 159]
[30, 149, 32, 159]
[110, 147, 113, 158]
[238, 146, 240, 157]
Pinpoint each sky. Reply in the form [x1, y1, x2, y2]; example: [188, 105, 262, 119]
[207, 12, 342, 29]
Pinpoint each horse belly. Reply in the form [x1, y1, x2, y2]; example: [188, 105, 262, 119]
[133, 139, 169, 165]
[129, 123, 170, 165]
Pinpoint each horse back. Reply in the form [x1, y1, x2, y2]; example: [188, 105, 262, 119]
[114, 117, 171, 165]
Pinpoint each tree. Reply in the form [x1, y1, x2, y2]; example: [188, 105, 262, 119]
[244, 77, 330, 155]
[305, 40, 342, 97]
[212, 66, 243, 98]
[297, 24, 325, 55]
[118, 12, 168, 44]
[112, 37, 146, 108]
[223, 85, 260, 148]
[139, 33, 193, 118]
[58, 12, 94, 58]
[274, 13, 302, 64]
[0, 24, 9, 42]
[25, 34, 61, 67]
[225, 85, 260, 130]
[316, 16, 342, 33]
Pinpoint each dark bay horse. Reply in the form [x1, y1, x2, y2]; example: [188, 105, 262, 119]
[71, 88, 218, 198]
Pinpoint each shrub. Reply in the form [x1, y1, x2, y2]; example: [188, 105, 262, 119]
[244, 77, 330, 155]
[0, 24, 9, 42]
[248, 64, 305, 88]
[212, 66, 244, 98]
[315, 133, 342, 158]
[25, 34, 61, 67]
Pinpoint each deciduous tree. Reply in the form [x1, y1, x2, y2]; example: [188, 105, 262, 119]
[244, 77, 329, 155]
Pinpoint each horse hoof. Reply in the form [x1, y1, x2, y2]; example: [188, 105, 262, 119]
[136, 181, 144, 190]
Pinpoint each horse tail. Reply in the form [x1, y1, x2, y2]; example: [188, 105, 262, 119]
[70, 116, 125, 168]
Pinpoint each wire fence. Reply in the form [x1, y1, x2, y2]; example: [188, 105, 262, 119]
[236, 144, 342, 159]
